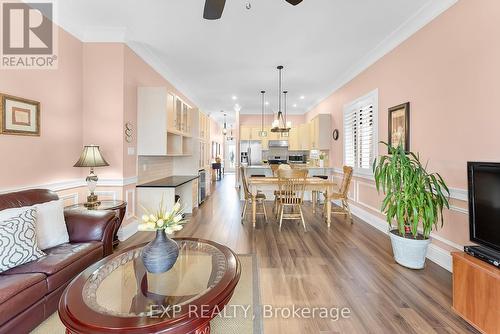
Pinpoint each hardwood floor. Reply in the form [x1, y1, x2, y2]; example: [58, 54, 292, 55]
[121, 174, 477, 334]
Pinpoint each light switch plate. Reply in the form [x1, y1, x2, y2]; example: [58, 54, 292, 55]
[127, 147, 135, 155]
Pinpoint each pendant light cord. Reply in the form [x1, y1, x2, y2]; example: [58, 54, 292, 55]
[261, 90, 265, 131]
[277, 66, 283, 126]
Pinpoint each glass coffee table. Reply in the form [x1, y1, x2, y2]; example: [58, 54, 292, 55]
[59, 238, 241, 334]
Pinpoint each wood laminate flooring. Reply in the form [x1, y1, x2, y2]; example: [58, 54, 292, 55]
[120, 174, 477, 334]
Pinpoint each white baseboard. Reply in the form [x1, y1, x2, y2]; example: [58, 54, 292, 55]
[117, 219, 139, 241]
[337, 200, 457, 272]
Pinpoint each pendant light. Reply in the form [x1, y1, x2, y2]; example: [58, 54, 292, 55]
[281, 90, 292, 137]
[259, 90, 268, 137]
[271, 65, 291, 133]
[227, 124, 234, 141]
[283, 90, 292, 129]
[222, 112, 227, 135]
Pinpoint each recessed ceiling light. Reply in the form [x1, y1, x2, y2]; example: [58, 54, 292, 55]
[265, 101, 269, 105]
[293, 104, 297, 108]
[300, 96, 305, 100]
[232, 96, 238, 100]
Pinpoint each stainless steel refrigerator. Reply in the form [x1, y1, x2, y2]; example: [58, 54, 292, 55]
[240, 140, 263, 166]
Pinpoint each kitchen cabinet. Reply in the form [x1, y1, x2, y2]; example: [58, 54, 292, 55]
[309, 114, 331, 150]
[298, 123, 310, 150]
[173, 97, 192, 136]
[288, 127, 300, 151]
[166, 93, 176, 133]
[240, 126, 252, 140]
[137, 87, 194, 156]
[251, 127, 263, 141]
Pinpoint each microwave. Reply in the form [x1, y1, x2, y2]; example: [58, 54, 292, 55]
[288, 154, 306, 164]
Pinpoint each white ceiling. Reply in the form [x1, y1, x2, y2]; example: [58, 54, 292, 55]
[56, 0, 456, 125]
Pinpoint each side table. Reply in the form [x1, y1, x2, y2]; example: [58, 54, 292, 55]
[65, 200, 127, 247]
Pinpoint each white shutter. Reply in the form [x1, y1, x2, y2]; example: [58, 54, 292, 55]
[343, 90, 378, 173]
[344, 108, 356, 167]
[358, 104, 374, 170]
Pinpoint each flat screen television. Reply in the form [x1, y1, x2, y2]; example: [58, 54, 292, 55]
[467, 162, 500, 253]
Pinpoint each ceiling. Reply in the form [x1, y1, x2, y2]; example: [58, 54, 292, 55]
[56, 0, 456, 125]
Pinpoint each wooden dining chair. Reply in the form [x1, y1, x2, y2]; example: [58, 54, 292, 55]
[272, 164, 292, 216]
[323, 166, 354, 223]
[277, 168, 308, 231]
[240, 166, 267, 223]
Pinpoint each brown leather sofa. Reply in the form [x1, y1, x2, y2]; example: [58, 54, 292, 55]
[0, 189, 118, 334]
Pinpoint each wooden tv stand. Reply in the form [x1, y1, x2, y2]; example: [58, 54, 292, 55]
[452, 252, 499, 334]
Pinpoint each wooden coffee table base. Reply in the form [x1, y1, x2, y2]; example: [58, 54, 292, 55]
[59, 238, 241, 334]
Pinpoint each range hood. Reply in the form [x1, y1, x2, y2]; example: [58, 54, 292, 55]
[268, 140, 289, 148]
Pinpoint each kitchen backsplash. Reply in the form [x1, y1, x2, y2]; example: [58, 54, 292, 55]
[138, 156, 174, 184]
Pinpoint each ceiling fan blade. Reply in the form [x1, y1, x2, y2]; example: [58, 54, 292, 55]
[203, 0, 226, 20]
[285, 0, 303, 5]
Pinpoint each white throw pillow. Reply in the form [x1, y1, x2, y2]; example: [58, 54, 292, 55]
[34, 200, 69, 250]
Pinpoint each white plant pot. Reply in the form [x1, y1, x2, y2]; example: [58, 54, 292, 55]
[389, 230, 431, 269]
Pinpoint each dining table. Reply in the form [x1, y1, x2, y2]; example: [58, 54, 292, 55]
[247, 176, 337, 228]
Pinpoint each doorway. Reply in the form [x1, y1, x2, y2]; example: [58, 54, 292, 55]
[225, 140, 236, 173]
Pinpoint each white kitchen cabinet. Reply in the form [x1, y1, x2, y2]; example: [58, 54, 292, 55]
[137, 87, 194, 156]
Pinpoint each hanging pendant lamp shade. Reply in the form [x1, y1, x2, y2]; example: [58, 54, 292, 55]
[222, 112, 227, 135]
[271, 65, 291, 133]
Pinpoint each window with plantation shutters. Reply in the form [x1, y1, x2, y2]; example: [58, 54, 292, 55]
[343, 90, 378, 174]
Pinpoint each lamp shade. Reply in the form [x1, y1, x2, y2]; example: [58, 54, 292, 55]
[73, 145, 109, 168]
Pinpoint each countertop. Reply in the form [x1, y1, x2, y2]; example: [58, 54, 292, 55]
[137, 175, 199, 188]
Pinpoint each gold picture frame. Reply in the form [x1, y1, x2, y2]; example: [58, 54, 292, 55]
[388, 102, 410, 152]
[0, 94, 40, 136]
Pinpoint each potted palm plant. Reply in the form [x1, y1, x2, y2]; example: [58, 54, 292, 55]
[372, 142, 450, 269]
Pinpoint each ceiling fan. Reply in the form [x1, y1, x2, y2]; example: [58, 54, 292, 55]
[203, 0, 304, 20]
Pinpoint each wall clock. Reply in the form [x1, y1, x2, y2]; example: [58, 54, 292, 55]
[332, 129, 339, 141]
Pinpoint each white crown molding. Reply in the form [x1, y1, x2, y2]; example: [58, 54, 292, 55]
[0, 177, 138, 194]
[305, 0, 459, 113]
[126, 41, 201, 109]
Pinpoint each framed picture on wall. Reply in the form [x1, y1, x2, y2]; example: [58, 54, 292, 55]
[388, 102, 410, 152]
[0, 94, 40, 136]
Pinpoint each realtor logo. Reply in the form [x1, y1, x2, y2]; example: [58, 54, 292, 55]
[1, 1, 58, 69]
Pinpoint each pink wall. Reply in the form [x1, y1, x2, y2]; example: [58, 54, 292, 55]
[82, 43, 125, 179]
[239, 114, 305, 127]
[0, 28, 84, 189]
[305, 0, 500, 247]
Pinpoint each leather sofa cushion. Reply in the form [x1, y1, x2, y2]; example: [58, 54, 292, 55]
[3, 242, 103, 292]
[0, 273, 47, 326]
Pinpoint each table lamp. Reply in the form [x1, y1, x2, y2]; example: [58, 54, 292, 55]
[73, 145, 109, 208]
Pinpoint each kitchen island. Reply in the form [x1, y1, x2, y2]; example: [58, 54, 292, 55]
[137, 175, 199, 215]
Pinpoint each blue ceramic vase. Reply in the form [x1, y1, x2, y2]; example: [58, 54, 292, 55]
[141, 229, 179, 273]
